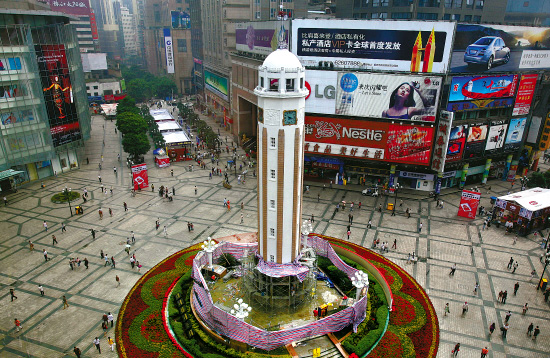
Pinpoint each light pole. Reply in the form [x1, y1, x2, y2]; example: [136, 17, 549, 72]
[537, 257, 550, 291]
[393, 183, 400, 207]
[230, 298, 252, 320]
[301, 219, 313, 249]
[62, 187, 73, 217]
[351, 271, 369, 300]
[201, 237, 219, 269]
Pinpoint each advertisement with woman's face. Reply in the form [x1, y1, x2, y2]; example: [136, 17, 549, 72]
[335, 72, 442, 122]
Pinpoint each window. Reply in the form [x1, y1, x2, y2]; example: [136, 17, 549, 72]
[94, 92, 99, 96]
[270, 137, 276, 148]
[93, 85, 98, 89]
[260, 77, 264, 88]
[393, 0, 409, 5]
[417, 12, 438, 19]
[475, 0, 483, 8]
[445, 0, 462, 7]
[464, 14, 472, 21]
[466, 111, 476, 119]
[269, 78, 278, 91]
[466, 0, 473, 6]
[270, 169, 275, 179]
[419, 0, 438, 7]
[392, 12, 411, 19]
[489, 108, 499, 117]
[371, 12, 387, 18]
[354, 0, 360, 7]
[300, 78, 304, 89]
[524, 1, 529, 6]
[372, 0, 380, 6]
[452, 14, 460, 20]
[177, 39, 187, 52]
[270, 255, 275, 262]
[270, 199, 275, 208]
[443, 13, 450, 19]
[286, 78, 295, 91]
[270, 228, 275, 236]
[473, 15, 481, 21]
[154, 11, 161, 22]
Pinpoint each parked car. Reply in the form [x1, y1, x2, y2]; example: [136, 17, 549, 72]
[464, 36, 510, 70]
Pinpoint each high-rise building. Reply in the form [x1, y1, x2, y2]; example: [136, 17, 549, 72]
[0, 1, 91, 184]
[120, 6, 138, 58]
[90, 0, 123, 58]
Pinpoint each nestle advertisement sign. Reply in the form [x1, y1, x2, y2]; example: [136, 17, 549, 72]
[292, 19, 455, 73]
[236, 21, 289, 56]
[305, 115, 434, 165]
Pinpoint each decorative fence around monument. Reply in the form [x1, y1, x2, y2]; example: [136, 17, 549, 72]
[191, 236, 368, 351]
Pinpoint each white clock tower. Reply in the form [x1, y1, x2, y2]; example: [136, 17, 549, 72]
[254, 47, 308, 264]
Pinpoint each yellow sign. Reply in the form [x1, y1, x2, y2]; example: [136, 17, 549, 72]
[312, 348, 321, 357]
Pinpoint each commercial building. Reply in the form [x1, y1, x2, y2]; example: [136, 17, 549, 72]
[90, 0, 123, 58]
[230, 18, 550, 191]
[0, 1, 91, 184]
[120, 6, 138, 58]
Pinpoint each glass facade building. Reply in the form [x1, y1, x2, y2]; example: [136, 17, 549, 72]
[0, 11, 90, 184]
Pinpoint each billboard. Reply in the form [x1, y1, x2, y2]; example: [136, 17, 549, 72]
[236, 21, 289, 56]
[512, 74, 538, 116]
[451, 23, 550, 73]
[131, 164, 149, 190]
[35, 44, 81, 147]
[464, 123, 488, 159]
[0, 109, 34, 125]
[485, 120, 508, 152]
[431, 111, 453, 172]
[304, 115, 434, 165]
[457, 189, 481, 219]
[449, 75, 518, 102]
[334, 73, 442, 122]
[46, 0, 91, 16]
[504, 117, 527, 151]
[204, 70, 229, 102]
[163, 29, 174, 74]
[304, 70, 337, 114]
[80, 53, 107, 72]
[171, 11, 190, 29]
[447, 98, 515, 112]
[446, 125, 467, 162]
[291, 19, 455, 73]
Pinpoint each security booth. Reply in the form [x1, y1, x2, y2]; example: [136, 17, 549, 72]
[494, 188, 550, 235]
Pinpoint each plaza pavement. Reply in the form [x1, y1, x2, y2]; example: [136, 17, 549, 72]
[1, 107, 549, 357]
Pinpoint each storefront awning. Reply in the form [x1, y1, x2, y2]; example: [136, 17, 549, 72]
[0, 169, 24, 181]
[498, 187, 550, 212]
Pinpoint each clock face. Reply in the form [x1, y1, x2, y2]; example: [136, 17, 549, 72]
[283, 110, 297, 125]
[258, 108, 263, 123]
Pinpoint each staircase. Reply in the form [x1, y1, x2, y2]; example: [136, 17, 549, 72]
[300, 346, 345, 358]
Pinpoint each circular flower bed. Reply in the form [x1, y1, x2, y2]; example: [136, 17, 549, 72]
[51, 191, 80, 203]
[116, 237, 439, 358]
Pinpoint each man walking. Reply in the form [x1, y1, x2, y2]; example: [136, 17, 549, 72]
[43, 220, 48, 231]
[116, 275, 120, 287]
[38, 284, 44, 296]
[507, 257, 514, 269]
[98, 175, 102, 183]
[367, 220, 372, 229]
[349, 213, 353, 225]
[62, 295, 69, 309]
[14, 318, 22, 332]
[527, 322, 534, 336]
[91, 229, 96, 239]
[418, 222, 423, 233]
[533, 326, 540, 340]
[61, 222, 66, 233]
[43, 249, 49, 262]
[194, 186, 197, 195]
[108, 312, 114, 327]
[73, 346, 82, 358]
[93, 337, 101, 353]
[131, 231, 135, 243]
[10, 288, 17, 301]
[123, 202, 128, 211]
[514, 282, 520, 295]
[52, 235, 58, 245]
[3, 196, 7, 206]
[163, 226, 168, 237]
[502, 290, 508, 304]
[84, 257, 89, 269]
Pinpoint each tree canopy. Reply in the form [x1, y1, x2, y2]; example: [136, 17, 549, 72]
[122, 132, 151, 161]
[116, 112, 148, 135]
[121, 65, 177, 101]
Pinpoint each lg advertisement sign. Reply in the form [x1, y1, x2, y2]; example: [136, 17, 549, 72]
[305, 115, 434, 165]
[304, 70, 337, 115]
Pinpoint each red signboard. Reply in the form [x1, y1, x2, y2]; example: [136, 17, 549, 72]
[46, 0, 91, 16]
[512, 74, 538, 116]
[155, 156, 171, 168]
[304, 116, 434, 165]
[89, 11, 99, 40]
[457, 189, 481, 219]
[131, 164, 149, 190]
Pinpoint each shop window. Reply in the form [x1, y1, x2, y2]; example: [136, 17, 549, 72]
[489, 108, 499, 117]
[60, 158, 68, 168]
[466, 111, 476, 119]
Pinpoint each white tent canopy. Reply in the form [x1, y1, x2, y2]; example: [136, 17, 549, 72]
[150, 109, 174, 121]
[498, 187, 550, 212]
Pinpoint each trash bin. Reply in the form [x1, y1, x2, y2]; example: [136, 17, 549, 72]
[387, 203, 394, 211]
[541, 278, 548, 291]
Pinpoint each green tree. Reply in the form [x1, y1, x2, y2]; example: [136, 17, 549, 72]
[117, 96, 140, 115]
[127, 79, 152, 103]
[116, 112, 148, 135]
[154, 76, 178, 98]
[122, 132, 150, 162]
[527, 171, 550, 188]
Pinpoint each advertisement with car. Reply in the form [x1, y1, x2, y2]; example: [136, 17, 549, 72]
[450, 24, 550, 73]
[304, 115, 434, 165]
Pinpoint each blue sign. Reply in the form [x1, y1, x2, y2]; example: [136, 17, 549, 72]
[340, 73, 358, 93]
[447, 98, 514, 112]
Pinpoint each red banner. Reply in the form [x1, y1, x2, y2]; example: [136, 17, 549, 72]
[155, 157, 170, 168]
[512, 74, 538, 116]
[457, 189, 481, 219]
[89, 12, 99, 40]
[131, 164, 149, 190]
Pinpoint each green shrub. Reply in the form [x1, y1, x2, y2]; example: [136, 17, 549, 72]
[216, 253, 239, 267]
[51, 191, 80, 203]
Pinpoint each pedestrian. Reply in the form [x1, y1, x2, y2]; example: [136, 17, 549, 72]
[93, 337, 101, 353]
[522, 303, 528, 315]
[473, 282, 479, 295]
[172, 187, 175, 196]
[116, 275, 120, 287]
[62, 295, 69, 309]
[507, 257, 514, 269]
[109, 208, 113, 217]
[240, 213, 244, 223]
[91, 228, 96, 239]
[527, 323, 534, 336]
[489, 322, 496, 335]
[38, 284, 44, 296]
[151, 184, 155, 192]
[108, 336, 115, 351]
[512, 261, 518, 273]
[29, 240, 34, 251]
[498, 290, 503, 302]
[43, 220, 48, 231]
[84, 257, 89, 269]
[444, 303, 450, 316]
[502, 323, 509, 338]
[330, 180, 333, 188]
[130, 256, 135, 269]
[51, 235, 58, 246]
[137, 260, 142, 272]
[504, 310, 511, 323]
[481, 347, 489, 358]
[3, 196, 7, 206]
[98, 208, 103, 219]
[123, 202, 128, 211]
[391, 208, 395, 216]
[406, 208, 410, 218]
[73, 346, 82, 358]
[378, 204, 382, 212]
[449, 263, 456, 275]
[392, 239, 397, 249]
[14, 318, 22, 332]
[43, 249, 49, 262]
[418, 222, 423, 233]
[348, 213, 353, 224]
[367, 220, 372, 228]
[533, 325, 540, 340]
[347, 229, 351, 240]
[163, 226, 168, 237]
[111, 256, 116, 269]
[513, 281, 520, 295]
[61, 222, 66, 232]
[502, 290, 508, 304]
[10, 288, 17, 301]
[194, 186, 197, 195]
[462, 302, 468, 315]
[131, 231, 135, 243]
[311, 214, 315, 223]
[227, 200, 231, 211]
[482, 220, 487, 231]
[113, 166, 117, 174]
[451, 342, 460, 357]
[317, 193, 320, 202]
[358, 201, 361, 210]
[108, 312, 114, 327]
[513, 235, 517, 244]
[171, 169, 174, 176]
[102, 321, 108, 336]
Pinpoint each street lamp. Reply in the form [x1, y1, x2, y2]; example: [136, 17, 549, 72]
[301, 219, 313, 248]
[537, 257, 550, 290]
[351, 271, 369, 300]
[201, 237, 219, 269]
[62, 187, 73, 217]
[230, 298, 252, 320]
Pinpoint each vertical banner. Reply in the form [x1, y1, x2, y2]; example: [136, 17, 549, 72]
[431, 110, 453, 172]
[435, 172, 442, 195]
[459, 163, 469, 189]
[512, 74, 538, 116]
[482, 159, 492, 184]
[89, 11, 99, 40]
[457, 189, 481, 219]
[131, 164, 149, 190]
[388, 165, 396, 187]
[164, 28, 175, 74]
